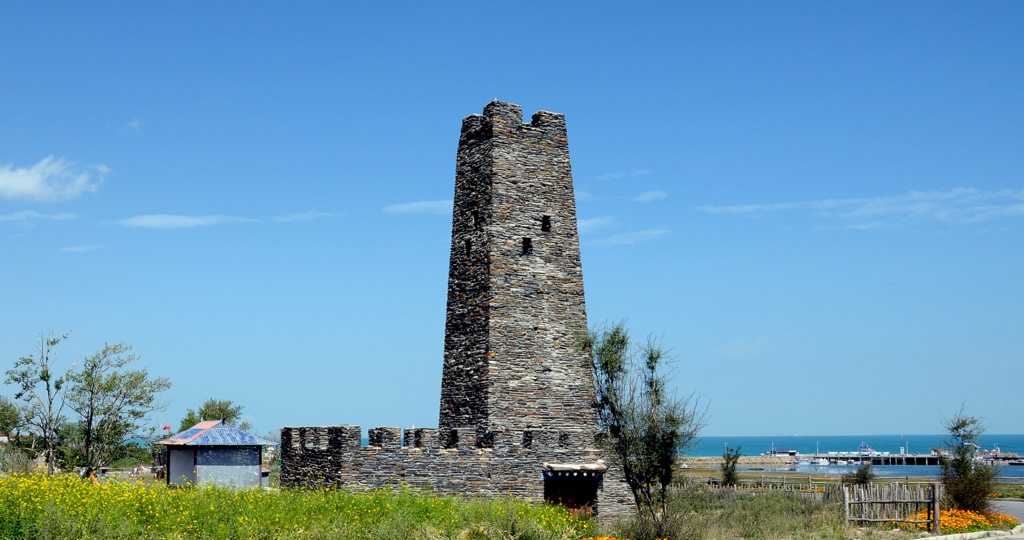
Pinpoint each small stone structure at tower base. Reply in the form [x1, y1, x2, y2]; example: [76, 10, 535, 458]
[280, 101, 633, 516]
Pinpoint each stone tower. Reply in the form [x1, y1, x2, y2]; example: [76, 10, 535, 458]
[439, 101, 596, 442]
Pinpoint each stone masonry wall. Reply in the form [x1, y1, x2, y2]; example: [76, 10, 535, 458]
[280, 425, 633, 516]
[439, 101, 596, 439]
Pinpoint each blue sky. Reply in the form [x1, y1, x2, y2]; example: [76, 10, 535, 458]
[2, 2, 1021, 437]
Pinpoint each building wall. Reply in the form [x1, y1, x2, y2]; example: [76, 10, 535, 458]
[439, 101, 596, 440]
[197, 447, 261, 488]
[168, 448, 195, 486]
[280, 425, 633, 516]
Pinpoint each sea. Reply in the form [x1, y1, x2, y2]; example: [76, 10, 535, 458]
[686, 434, 1024, 479]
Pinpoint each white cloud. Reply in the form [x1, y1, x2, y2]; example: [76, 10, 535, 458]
[0, 156, 106, 201]
[59, 245, 101, 253]
[383, 200, 452, 215]
[696, 188, 1024, 228]
[115, 214, 252, 229]
[633, 190, 667, 203]
[577, 215, 617, 234]
[126, 117, 143, 135]
[272, 209, 342, 222]
[596, 169, 651, 181]
[0, 210, 76, 222]
[592, 229, 671, 246]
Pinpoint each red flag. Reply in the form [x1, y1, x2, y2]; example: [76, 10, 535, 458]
[162, 424, 171, 431]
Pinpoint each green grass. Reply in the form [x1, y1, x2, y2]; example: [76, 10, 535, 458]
[610, 489, 855, 540]
[0, 473, 594, 539]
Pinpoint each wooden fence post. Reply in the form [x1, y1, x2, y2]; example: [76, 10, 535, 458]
[843, 486, 850, 523]
[931, 482, 941, 535]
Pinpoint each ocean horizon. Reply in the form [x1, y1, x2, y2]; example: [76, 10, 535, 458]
[688, 434, 1024, 457]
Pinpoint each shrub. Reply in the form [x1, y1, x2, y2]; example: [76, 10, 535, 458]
[940, 405, 996, 512]
[721, 445, 741, 486]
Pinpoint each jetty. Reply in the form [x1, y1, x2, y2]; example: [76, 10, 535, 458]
[808, 453, 940, 466]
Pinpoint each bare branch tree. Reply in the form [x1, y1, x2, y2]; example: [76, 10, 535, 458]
[5, 332, 70, 475]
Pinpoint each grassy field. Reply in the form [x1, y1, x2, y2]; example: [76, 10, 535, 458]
[0, 473, 592, 539]
[0, 472, 1019, 539]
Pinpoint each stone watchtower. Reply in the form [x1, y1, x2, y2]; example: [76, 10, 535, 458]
[439, 100, 597, 443]
[279, 102, 633, 516]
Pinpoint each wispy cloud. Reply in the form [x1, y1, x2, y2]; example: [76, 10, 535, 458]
[115, 214, 252, 229]
[272, 209, 342, 222]
[597, 169, 651, 181]
[125, 117, 143, 136]
[633, 190, 667, 203]
[383, 200, 452, 216]
[592, 229, 671, 246]
[0, 156, 106, 202]
[577, 215, 617, 234]
[0, 210, 77, 222]
[696, 188, 1024, 228]
[59, 245, 101, 253]
[714, 336, 774, 359]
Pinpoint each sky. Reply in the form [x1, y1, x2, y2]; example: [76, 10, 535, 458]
[2, 2, 1022, 438]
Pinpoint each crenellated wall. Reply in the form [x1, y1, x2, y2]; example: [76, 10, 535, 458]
[280, 425, 632, 515]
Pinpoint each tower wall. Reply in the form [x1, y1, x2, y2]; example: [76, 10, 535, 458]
[439, 101, 596, 439]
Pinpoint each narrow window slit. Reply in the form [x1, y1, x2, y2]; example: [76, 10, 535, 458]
[464, 238, 472, 258]
[541, 215, 551, 232]
[522, 237, 533, 255]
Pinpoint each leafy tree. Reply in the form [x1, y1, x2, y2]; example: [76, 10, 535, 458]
[66, 343, 172, 468]
[577, 322, 707, 534]
[721, 445, 741, 486]
[940, 404, 995, 512]
[5, 332, 70, 475]
[179, 398, 252, 432]
[0, 395, 21, 441]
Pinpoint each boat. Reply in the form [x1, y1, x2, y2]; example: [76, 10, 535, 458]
[814, 458, 829, 465]
[858, 442, 878, 454]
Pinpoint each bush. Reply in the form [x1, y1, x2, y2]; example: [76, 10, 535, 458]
[940, 405, 996, 513]
[721, 445, 741, 486]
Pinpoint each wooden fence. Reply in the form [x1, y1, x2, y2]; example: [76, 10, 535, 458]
[842, 482, 941, 534]
[695, 477, 942, 533]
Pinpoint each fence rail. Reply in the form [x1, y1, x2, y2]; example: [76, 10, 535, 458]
[843, 482, 941, 534]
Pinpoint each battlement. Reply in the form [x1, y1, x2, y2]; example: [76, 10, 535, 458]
[281, 425, 596, 455]
[460, 100, 567, 146]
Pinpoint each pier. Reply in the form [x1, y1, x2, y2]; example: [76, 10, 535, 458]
[806, 453, 941, 466]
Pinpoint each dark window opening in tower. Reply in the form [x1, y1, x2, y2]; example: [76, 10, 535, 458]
[464, 238, 472, 258]
[472, 210, 481, 228]
[541, 215, 551, 232]
[522, 237, 533, 255]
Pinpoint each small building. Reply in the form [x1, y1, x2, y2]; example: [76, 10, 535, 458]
[158, 420, 271, 488]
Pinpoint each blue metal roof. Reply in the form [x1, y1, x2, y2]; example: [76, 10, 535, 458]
[158, 420, 272, 447]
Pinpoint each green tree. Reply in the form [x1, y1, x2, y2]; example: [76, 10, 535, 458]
[721, 445, 741, 486]
[179, 398, 252, 432]
[5, 332, 70, 475]
[940, 404, 995, 512]
[577, 322, 707, 535]
[66, 343, 172, 468]
[0, 395, 21, 441]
